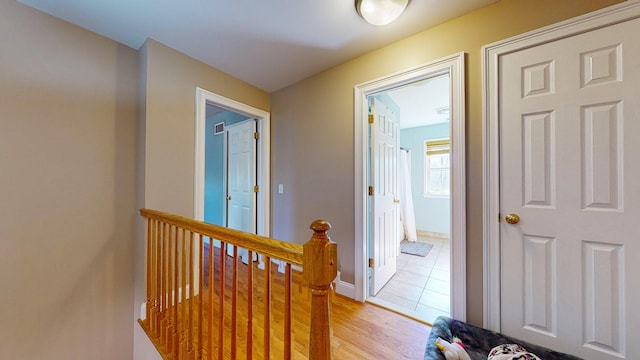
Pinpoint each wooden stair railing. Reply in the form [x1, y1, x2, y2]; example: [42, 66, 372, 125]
[138, 208, 337, 360]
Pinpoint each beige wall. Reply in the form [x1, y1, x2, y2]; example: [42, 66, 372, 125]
[270, 0, 624, 325]
[141, 39, 270, 216]
[0, 0, 138, 358]
[134, 39, 270, 358]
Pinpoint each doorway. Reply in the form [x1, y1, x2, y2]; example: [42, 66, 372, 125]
[202, 105, 256, 229]
[194, 87, 271, 238]
[203, 109, 258, 262]
[366, 75, 452, 324]
[354, 53, 467, 323]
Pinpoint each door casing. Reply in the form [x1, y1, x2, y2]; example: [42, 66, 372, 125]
[194, 87, 270, 237]
[482, 0, 640, 331]
[354, 52, 467, 320]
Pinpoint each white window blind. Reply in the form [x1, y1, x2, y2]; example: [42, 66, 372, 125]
[424, 139, 450, 197]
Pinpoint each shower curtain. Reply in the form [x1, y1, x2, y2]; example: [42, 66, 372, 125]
[399, 149, 417, 242]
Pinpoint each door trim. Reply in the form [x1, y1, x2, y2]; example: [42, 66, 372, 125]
[354, 52, 467, 320]
[194, 87, 271, 237]
[481, 1, 640, 331]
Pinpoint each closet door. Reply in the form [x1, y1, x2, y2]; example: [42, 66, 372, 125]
[499, 17, 640, 359]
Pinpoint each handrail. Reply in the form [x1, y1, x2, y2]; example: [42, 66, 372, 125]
[140, 208, 303, 266]
[138, 208, 337, 360]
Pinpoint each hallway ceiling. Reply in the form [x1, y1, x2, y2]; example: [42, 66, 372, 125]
[207, 73, 450, 129]
[17, 0, 496, 92]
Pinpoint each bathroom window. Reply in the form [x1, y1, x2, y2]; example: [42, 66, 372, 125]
[424, 139, 450, 197]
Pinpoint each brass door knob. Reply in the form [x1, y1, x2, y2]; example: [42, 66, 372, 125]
[393, 199, 400, 204]
[226, 195, 232, 201]
[505, 213, 520, 224]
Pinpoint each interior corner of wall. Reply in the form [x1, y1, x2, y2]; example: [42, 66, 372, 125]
[334, 271, 357, 299]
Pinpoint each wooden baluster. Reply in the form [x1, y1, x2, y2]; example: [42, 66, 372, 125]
[246, 250, 254, 360]
[284, 263, 292, 360]
[189, 231, 195, 357]
[166, 224, 172, 348]
[160, 223, 167, 345]
[198, 234, 204, 360]
[264, 257, 271, 360]
[167, 225, 174, 352]
[180, 228, 187, 358]
[218, 242, 226, 360]
[173, 226, 180, 358]
[169, 224, 174, 350]
[157, 222, 163, 340]
[177, 228, 182, 355]
[166, 226, 173, 351]
[146, 218, 152, 327]
[156, 222, 161, 339]
[151, 219, 158, 337]
[147, 219, 155, 334]
[303, 220, 337, 360]
[231, 246, 238, 359]
[208, 238, 214, 360]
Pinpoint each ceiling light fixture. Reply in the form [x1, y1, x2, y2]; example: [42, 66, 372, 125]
[355, 0, 410, 26]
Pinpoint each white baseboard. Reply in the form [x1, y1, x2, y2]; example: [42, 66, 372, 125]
[139, 285, 194, 320]
[291, 266, 355, 299]
[140, 302, 146, 320]
[334, 271, 356, 299]
[416, 230, 450, 239]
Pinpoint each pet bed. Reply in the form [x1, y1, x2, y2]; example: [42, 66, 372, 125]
[424, 316, 582, 360]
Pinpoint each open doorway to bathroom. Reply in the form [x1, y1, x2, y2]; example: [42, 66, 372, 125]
[366, 73, 452, 324]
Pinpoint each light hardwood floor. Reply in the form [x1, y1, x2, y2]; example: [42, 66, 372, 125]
[330, 295, 432, 359]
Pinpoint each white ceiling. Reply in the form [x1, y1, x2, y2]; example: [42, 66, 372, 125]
[387, 73, 450, 129]
[207, 72, 450, 129]
[17, 0, 496, 92]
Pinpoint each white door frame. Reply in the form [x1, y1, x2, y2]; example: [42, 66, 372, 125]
[354, 52, 467, 321]
[482, 1, 640, 331]
[194, 87, 271, 237]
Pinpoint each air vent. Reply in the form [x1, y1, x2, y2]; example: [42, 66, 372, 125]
[435, 106, 449, 116]
[214, 122, 225, 135]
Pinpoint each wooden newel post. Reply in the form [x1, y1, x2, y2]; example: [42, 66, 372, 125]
[303, 220, 337, 360]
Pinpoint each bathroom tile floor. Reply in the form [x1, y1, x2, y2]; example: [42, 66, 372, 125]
[367, 235, 450, 325]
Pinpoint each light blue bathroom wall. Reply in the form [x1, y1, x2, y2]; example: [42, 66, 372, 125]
[204, 110, 252, 226]
[400, 123, 450, 235]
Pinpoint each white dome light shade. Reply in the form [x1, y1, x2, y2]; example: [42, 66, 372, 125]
[355, 0, 410, 26]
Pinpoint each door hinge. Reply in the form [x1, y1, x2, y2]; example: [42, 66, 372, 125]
[498, 212, 501, 222]
[368, 186, 374, 196]
[368, 114, 374, 124]
[368, 258, 374, 267]
[254, 185, 259, 193]
[254, 131, 259, 140]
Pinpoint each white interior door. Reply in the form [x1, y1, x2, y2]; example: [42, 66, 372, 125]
[226, 120, 257, 260]
[370, 97, 399, 295]
[499, 18, 640, 359]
